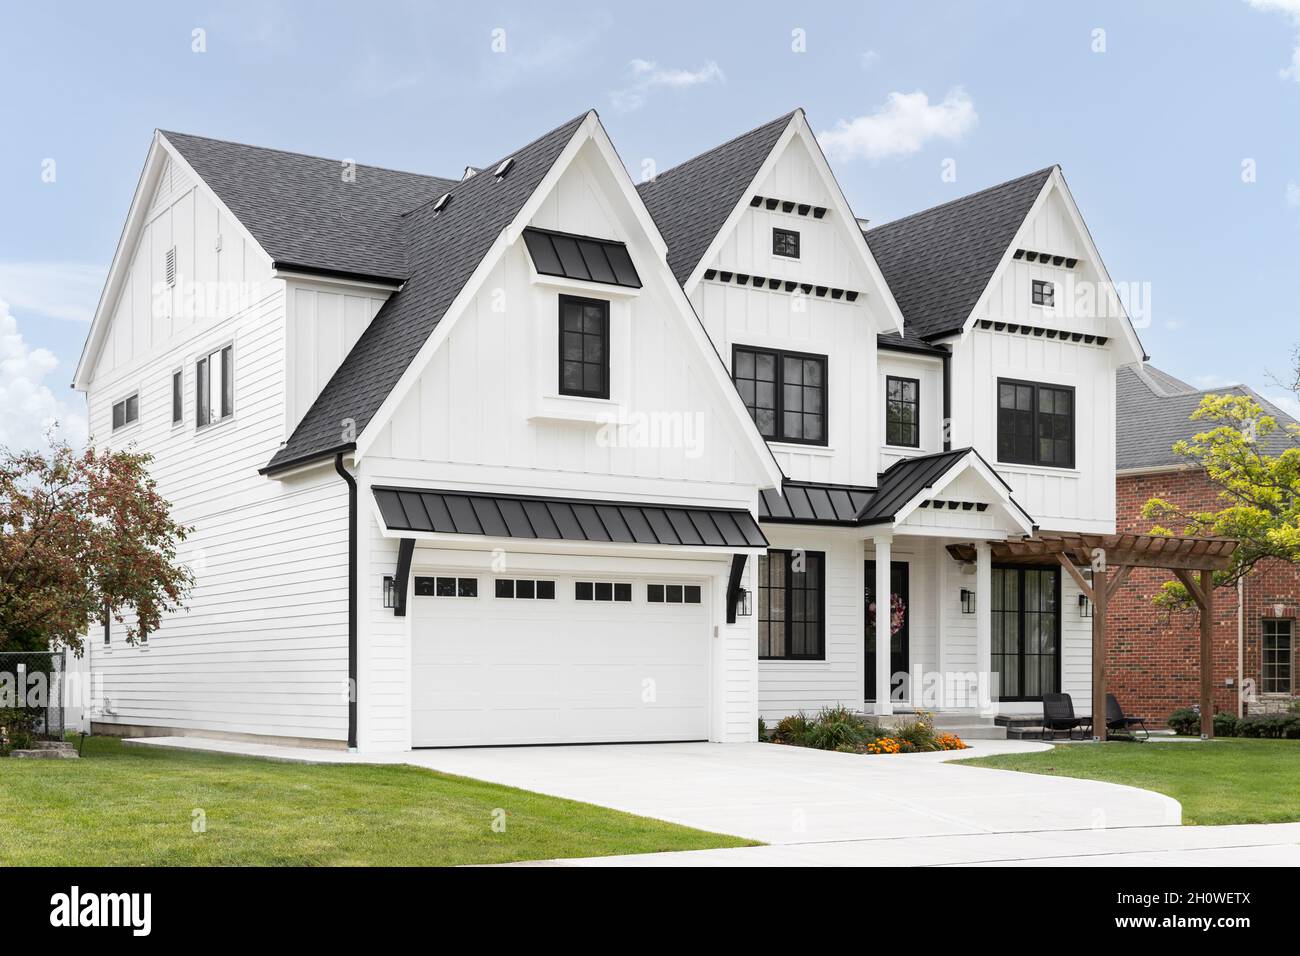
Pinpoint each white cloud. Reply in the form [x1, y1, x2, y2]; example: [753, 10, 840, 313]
[1245, 0, 1300, 79]
[1287, 182, 1300, 206]
[1193, 373, 1235, 389]
[0, 262, 104, 323]
[1264, 389, 1300, 420]
[609, 59, 725, 112]
[860, 50, 879, 69]
[817, 88, 978, 162]
[0, 299, 86, 452]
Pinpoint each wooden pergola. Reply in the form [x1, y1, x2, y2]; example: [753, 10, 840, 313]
[949, 533, 1240, 739]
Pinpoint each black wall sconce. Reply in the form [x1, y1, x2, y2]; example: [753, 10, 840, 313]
[1078, 593, 1091, 618]
[960, 588, 975, 614]
[736, 587, 752, 617]
[383, 575, 397, 609]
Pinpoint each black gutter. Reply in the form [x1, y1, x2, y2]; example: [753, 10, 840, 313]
[272, 260, 405, 287]
[334, 452, 358, 751]
[259, 442, 356, 477]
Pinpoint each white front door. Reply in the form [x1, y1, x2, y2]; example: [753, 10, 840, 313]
[410, 571, 711, 747]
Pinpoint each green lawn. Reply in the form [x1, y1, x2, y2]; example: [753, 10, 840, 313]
[0, 736, 754, 866]
[960, 738, 1300, 826]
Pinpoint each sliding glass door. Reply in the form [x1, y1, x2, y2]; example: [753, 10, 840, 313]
[991, 566, 1060, 701]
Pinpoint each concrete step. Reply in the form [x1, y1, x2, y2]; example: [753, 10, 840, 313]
[932, 724, 1008, 740]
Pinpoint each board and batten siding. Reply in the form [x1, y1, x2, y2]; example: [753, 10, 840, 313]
[878, 350, 944, 471]
[85, 160, 354, 744]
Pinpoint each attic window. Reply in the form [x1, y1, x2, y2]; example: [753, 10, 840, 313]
[1032, 279, 1055, 308]
[773, 228, 800, 259]
[165, 246, 177, 287]
[494, 157, 515, 179]
[111, 393, 139, 431]
[432, 193, 451, 213]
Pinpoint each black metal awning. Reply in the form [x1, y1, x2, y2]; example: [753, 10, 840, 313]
[373, 487, 766, 549]
[522, 227, 642, 288]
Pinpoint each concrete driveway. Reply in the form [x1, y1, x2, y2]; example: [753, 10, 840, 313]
[127, 735, 1300, 865]
[405, 739, 1180, 845]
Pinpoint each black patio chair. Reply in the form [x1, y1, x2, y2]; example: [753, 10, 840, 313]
[1041, 692, 1092, 741]
[1106, 694, 1150, 741]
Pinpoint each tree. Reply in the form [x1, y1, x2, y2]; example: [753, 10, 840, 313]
[1142, 393, 1300, 608]
[0, 440, 193, 654]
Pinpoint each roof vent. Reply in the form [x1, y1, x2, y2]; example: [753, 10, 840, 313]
[165, 246, 177, 287]
[494, 157, 515, 179]
[432, 193, 451, 213]
[855, 217, 870, 231]
[462, 166, 479, 180]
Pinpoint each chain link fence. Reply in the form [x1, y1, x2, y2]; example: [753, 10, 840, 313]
[0, 650, 66, 744]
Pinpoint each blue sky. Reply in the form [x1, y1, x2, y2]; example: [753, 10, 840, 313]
[3, 0, 1299, 448]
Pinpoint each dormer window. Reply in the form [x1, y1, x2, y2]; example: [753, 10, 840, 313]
[1032, 279, 1055, 307]
[773, 227, 800, 259]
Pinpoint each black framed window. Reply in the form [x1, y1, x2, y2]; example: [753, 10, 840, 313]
[559, 295, 609, 399]
[772, 227, 800, 258]
[997, 378, 1074, 468]
[1262, 619, 1293, 694]
[732, 346, 827, 445]
[991, 566, 1060, 701]
[171, 370, 183, 425]
[758, 550, 825, 660]
[885, 376, 920, 447]
[1032, 279, 1055, 307]
[111, 393, 139, 431]
[196, 344, 233, 429]
[647, 584, 702, 604]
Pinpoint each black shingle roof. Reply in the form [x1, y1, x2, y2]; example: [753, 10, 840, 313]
[1116, 364, 1299, 471]
[636, 112, 795, 286]
[864, 167, 1054, 341]
[265, 113, 588, 472]
[162, 131, 456, 282]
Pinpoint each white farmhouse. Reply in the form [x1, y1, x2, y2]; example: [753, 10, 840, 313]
[76, 109, 1144, 751]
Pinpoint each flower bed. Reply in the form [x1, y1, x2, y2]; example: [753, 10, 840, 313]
[762, 706, 967, 755]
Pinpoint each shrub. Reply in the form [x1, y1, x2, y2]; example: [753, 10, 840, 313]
[773, 712, 813, 746]
[766, 706, 963, 754]
[0, 708, 37, 754]
[1167, 708, 1200, 736]
[804, 706, 874, 751]
[1213, 712, 1239, 737]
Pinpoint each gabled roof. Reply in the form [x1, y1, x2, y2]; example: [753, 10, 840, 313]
[636, 112, 795, 286]
[864, 167, 1055, 341]
[1116, 364, 1299, 472]
[758, 447, 1034, 531]
[265, 113, 588, 472]
[161, 131, 457, 282]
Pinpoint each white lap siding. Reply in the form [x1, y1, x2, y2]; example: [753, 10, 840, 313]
[88, 285, 352, 744]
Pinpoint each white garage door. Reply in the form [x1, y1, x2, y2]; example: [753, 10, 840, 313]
[411, 572, 711, 747]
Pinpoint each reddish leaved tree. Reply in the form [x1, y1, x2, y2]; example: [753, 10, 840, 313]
[0, 439, 192, 654]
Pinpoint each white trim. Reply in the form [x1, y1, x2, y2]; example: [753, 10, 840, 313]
[888, 451, 1036, 536]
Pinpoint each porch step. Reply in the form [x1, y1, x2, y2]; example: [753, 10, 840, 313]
[929, 714, 1007, 740]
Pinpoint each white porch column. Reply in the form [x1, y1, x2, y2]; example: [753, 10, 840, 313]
[873, 533, 893, 716]
[974, 541, 993, 714]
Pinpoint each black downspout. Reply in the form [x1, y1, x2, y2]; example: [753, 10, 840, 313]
[334, 453, 358, 750]
[940, 345, 952, 452]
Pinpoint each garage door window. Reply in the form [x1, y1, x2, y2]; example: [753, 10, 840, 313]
[495, 579, 556, 599]
[576, 581, 632, 602]
[415, 576, 478, 597]
[647, 584, 702, 604]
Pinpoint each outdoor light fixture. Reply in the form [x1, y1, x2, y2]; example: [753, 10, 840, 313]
[383, 575, 397, 609]
[960, 589, 975, 614]
[736, 587, 753, 617]
[1078, 593, 1092, 618]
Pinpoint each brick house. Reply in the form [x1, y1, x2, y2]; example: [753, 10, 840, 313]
[1111, 364, 1300, 724]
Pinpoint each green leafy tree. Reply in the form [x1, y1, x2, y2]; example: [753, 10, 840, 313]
[1142, 393, 1300, 608]
[0, 439, 193, 654]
